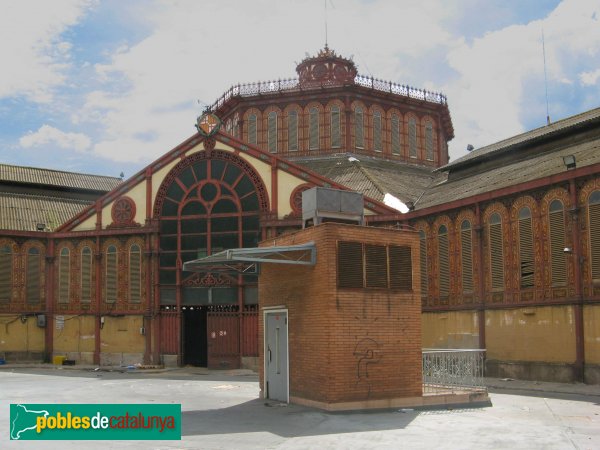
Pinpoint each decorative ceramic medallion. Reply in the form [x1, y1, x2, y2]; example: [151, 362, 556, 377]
[196, 112, 221, 137]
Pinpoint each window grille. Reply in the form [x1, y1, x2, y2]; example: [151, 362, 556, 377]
[248, 114, 257, 145]
[129, 244, 141, 303]
[309, 107, 319, 150]
[81, 247, 92, 303]
[355, 108, 364, 149]
[288, 110, 298, 151]
[489, 213, 504, 290]
[409, 117, 417, 158]
[549, 200, 566, 286]
[425, 121, 434, 160]
[26, 248, 41, 304]
[0, 245, 11, 304]
[438, 225, 450, 297]
[461, 220, 473, 292]
[518, 207, 534, 289]
[330, 106, 341, 148]
[106, 245, 117, 303]
[58, 247, 70, 303]
[267, 111, 277, 153]
[373, 111, 382, 152]
[391, 114, 401, 155]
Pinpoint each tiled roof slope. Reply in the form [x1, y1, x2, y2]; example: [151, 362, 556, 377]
[292, 154, 437, 204]
[0, 192, 92, 232]
[0, 163, 122, 192]
[442, 107, 600, 170]
[417, 136, 600, 210]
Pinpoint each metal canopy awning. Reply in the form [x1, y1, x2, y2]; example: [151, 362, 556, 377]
[182, 242, 316, 274]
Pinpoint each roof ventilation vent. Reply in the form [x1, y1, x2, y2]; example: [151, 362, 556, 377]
[302, 187, 364, 228]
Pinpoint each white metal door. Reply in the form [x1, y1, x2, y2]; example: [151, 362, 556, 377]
[265, 311, 288, 402]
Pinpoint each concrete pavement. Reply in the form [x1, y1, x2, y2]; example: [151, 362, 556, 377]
[1, 366, 599, 449]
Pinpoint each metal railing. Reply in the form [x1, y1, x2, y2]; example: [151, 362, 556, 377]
[422, 349, 486, 394]
[210, 75, 447, 112]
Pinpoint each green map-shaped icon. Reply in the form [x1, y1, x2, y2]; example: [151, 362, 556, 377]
[10, 404, 49, 440]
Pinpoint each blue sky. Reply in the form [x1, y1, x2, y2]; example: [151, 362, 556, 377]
[1, 0, 599, 178]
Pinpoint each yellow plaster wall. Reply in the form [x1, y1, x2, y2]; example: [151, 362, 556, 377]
[277, 170, 304, 217]
[422, 310, 479, 348]
[584, 305, 600, 364]
[72, 214, 97, 231]
[100, 316, 144, 353]
[0, 315, 45, 352]
[53, 315, 95, 353]
[485, 306, 576, 363]
[126, 180, 147, 225]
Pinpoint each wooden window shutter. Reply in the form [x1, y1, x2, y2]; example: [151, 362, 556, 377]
[425, 122, 434, 161]
[461, 221, 474, 292]
[288, 111, 298, 151]
[355, 108, 364, 149]
[590, 191, 600, 281]
[26, 248, 41, 304]
[365, 244, 388, 288]
[390, 245, 412, 290]
[81, 247, 92, 303]
[248, 114, 257, 145]
[58, 248, 70, 303]
[438, 226, 450, 297]
[419, 231, 428, 296]
[106, 245, 118, 303]
[489, 214, 504, 290]
[549, 200, 566, 286]
[391, 114, 401, 155]
[338, 241, 364, 288]
[373, 111, 382, 152]
[267, 112, 277, 153]
[519, 208, 534, 288]
[309, 107, 319, 150]
[129, 244, 141, 303]
[330, 107, 341, 148]
[0, 246, 11, 304]
[409, 117, 417, 157]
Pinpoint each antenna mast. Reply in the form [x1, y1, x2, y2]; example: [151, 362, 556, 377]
[542, 28, 550, 125]
[324, 0, 328, 47]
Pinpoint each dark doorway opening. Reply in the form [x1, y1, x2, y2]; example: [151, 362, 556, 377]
[183, 308, 208, 366]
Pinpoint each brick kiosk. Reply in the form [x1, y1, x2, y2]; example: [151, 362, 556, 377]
[258, 222, 423, 411]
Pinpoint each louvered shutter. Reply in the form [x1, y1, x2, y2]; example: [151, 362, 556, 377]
[58, 248, 70, 303]
[0, 246, 11, 304]
[330, 107, 341, 148]
[519, 213, 534, 288]
[419, 232, 428, 296]
[309, 108, 319, 150]
[461, 223, 473, 292]
[129, 245, 141, 303]
[268, 112, 277, 153]
[390, 245, 412, 290]
[391, 114, 401, 155]
[248, 114, 257, 145]
[355, 109, 364, 149]
[373, 112, 382, 152]
[338, 241, 363, 288]
[365, 244, 388, 288]
[409, 117, 417, 157]
[26, 248, 41, 304]
[438, 228, 450, 297]
[106, 246, 117, 303]
[288, 111, 298, 151]
[489, 218, 504, 290]
[425, 122, 434, 160]
[81, 247, 92, 303]
[590, 196, 600, 281]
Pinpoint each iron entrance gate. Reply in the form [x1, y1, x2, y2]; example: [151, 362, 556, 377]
[206, 309, 259, 369]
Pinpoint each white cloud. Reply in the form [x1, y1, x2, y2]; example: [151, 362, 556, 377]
[20, 125, 91, 152]
[580, 69, 600, 86]
[0, 0, 92, 102]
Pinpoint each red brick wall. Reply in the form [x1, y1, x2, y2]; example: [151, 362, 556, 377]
[259, 223, 422, 405]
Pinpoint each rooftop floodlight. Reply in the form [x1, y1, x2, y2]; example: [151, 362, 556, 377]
[563, 155, 576, 170]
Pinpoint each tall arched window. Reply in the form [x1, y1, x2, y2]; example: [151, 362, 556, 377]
[355, 107, 364, 149]
[425, 121, 434, 161]
[288, 110, 298, 151]
[408, 117, 417, 158]
[247, 114, 257, 145]
[129, 244, 141, 303]
[461, 220, 473, 292]
[589, 190, 600, 281]
[391, 114, 401, 155]
[549, 200, 566, 286]
[489, 213, 504, 290]
[330, 106, 341, 148]
[0, 245, 11, 304]
[267, 111, 277, 153]
[373, 111, 382, 152]
[26, 247, 41, 304]
[309, 107, 319, 150]
[105, 245, 117, 303]
[438, 225, 450, 298]
[419, 230, 428, 298]
[81, 246, 92, 304]
[519, 207, 534, 288]
[58, 247, 70, 304]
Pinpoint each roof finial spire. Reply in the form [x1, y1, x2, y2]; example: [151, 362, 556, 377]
[324, 0, 328, 49]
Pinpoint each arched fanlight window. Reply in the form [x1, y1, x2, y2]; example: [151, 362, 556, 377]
[489, 213, 504, 290]
[391, 114, 401, 155]
[309, 107, 319, 150]
[438, 225, 450, 298]
[247, 114, 257, 145]
[0, 245, 12, 304]
[288, 110, 298, 151]
[461, 220, 473, 292]
[355, 107, 364, 149]
[549, 200, 566, 286]
[425, 121, 434, 161]
[129, 244, 141, 303]
[408, 117, 417, 158]
[105, 245, 118, 303]
[518, 206, 534, 288]
[419, 230, 428, 297]
[26, 247, 41, 304]
[589, 190, 600, 281]
[267, 111, 277, 153]
[330, 106, 341, 148]
[81, 246, 92, 303]
[373, 110, 382, 152]
[58, 247, 70, 304]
